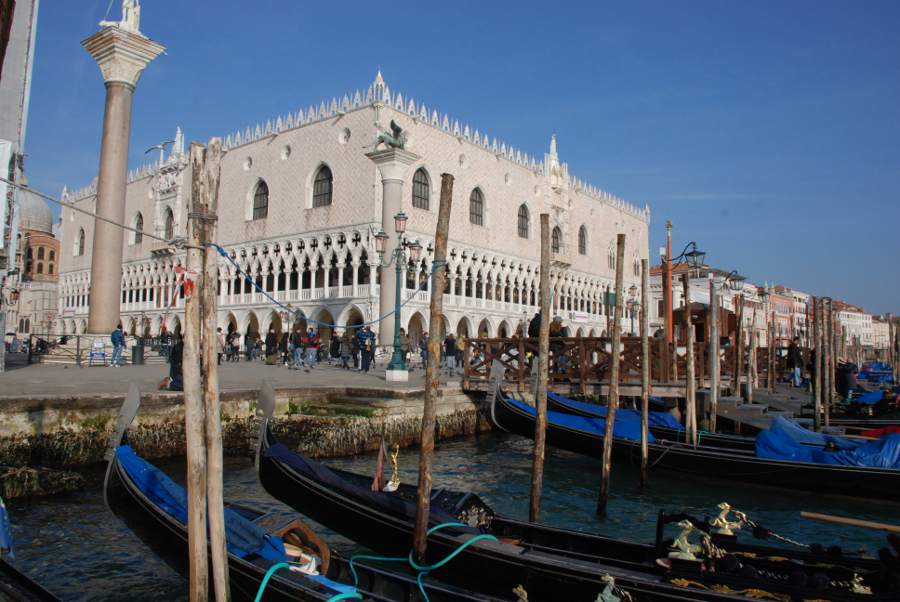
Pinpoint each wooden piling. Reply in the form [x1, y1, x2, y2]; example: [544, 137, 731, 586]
[708, 277, 719, 433]
[735, 295, 744, 401]
[597, 233, 626, 516]
[197, 139, 230, 602]
[768, 311, 776, 393]
[748, 308, 757, 404]
[813, 298, 822, 432]
[413, 173, 454, 563]
[185, 143, 209, 601]
[824, 298, 832, 427]
[640, 258, 650, 487]
[682, 274, 697, 446]
[529, 214, 552, 523]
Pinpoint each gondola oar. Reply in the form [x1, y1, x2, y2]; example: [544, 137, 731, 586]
[800, 512, 900, 534]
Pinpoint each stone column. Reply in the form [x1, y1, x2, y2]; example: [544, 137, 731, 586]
[366, 148, 420, 347]
[82, 26, 164, 334]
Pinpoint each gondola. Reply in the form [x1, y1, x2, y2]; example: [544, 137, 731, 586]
[256, 383, 896, 601]
[493, 389, 900, 501]
[546, 392, 757, 452]
[0, 558, 60, 601]
[104, 385, 512, 602]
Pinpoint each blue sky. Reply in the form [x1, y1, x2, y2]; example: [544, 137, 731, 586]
[24, 1, 900, 313]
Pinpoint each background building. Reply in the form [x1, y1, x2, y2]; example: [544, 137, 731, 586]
[58, 73, 650, 349]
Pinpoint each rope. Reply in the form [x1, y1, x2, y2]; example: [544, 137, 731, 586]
[347, 521, 498, 602]
[212, 243, 446, 331]
[253, 562, 362, 602]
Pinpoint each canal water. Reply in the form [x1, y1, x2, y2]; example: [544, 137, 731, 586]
[7, 432, 899, 600]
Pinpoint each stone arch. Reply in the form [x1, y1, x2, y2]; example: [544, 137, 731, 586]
[310, 307, 335, 344]
[497, 320, 511, 338]
[456, 315, 472, 338]
[223, 312, 238, 335]
[336, 303, 365, 330]
[407, 311, 427, 347]
[165, 315, 182, 337]
[78, 319, 87, 334]
[477, 318, 492, 337]
[261, 310, 283, 337]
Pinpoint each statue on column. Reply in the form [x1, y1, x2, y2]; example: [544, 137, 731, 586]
[99, 0, 142, 34]
[373, 120, 407, 150]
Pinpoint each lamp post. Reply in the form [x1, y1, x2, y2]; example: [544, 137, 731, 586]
[374, 211, 423, 376]
[627, 284, 639, 335]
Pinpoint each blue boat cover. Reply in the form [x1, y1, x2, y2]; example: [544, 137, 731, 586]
[853, 390, 884, 405]
[265, 443, 479, 534]
[116, 446, 285, 561]
[0, 497, 14, 559]
[506, 396, 652, 443]
[767, 416, 861, 450]
[548, 392, 683, 430]
[755, 423, 900, 469]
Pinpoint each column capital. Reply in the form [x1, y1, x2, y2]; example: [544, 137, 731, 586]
[82, 26, 165, 88]
[365, 148, 421, 182]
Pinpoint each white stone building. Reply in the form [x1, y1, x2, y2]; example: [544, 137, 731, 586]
[872, 317, 890, 352]
[57, 72, 650, 348]
[834, 303, 873, 349]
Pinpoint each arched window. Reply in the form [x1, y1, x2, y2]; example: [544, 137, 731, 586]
[551, 226, 562, 254]
[36, 262, 43, 274]
[312, 165, 333, 207]
[633, 256, 640, 277]
[252, 180, 269, 220]
[412, 168, 429, 210]
[517, 204, 529, 239]
[469, 188, 484, 226]
[163, 208, 175, 240]
[133, 212, 144, 244]
[607, 246, 615, 270]
[49, 250, 55, 261]
[48, 263, 54, 275]
[75, 228, 85, 256]
[578, 225, 588, 255]
[37, 247, 45, 260]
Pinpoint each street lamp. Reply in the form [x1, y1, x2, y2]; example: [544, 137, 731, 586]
[627, 284, 639, 335]
[374, 211, 423, 373]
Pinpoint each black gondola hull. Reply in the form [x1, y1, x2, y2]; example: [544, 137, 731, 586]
[498, 393, 900, 501]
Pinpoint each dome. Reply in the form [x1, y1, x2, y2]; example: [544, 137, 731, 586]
[19, 190, 53, 234]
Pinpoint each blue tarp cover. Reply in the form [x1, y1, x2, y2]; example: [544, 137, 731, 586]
[853, 390, 884, 405]
[506, 396, 652, 443]
[116, 446, 285, 561]
[755, 422, 900, 469]
[548, 392, 683, 430]
[768, 416, 860, 450]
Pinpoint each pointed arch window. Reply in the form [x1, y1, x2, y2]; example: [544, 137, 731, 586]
[252, 180, 269, 220]
[133, 212, 144, 244]
[412, 168, 430, 210]
[517, 204, 529, 239]
[551, 226, 562, 254]
[75, 228, 85, 256]
[312, 165, 333, 207]
[469, 188, 484, 226]
[578, 225, 588, 255]
[164, 208, 175, 240]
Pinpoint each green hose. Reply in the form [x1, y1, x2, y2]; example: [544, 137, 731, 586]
[253, 561, 363, 602]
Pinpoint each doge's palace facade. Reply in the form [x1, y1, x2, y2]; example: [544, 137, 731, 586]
[57, 72, 650, 347]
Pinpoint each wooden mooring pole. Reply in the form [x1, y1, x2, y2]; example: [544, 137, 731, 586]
[196, 138, 230, 602]
[184, 143, 209, 601]
[413, 173, 453, 563]
[529, 214, 552, 522]
[639, 258, 650, 487]
[682, 274, 697, 446]
[768, 311, 776, 393]
[735, 295, 744, 401]
[824, 298, 832, 427]
[813, 297, 822, 432]
[597, 233, 626, 516]
[708, 276, 719, 433]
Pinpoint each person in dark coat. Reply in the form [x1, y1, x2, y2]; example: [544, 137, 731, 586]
[527, 311, 541, 338]
[264, 328, 278, 365]
[787, 337, 803, 387]
[168, 334, 184, 391]
[279, 332, 290, 366]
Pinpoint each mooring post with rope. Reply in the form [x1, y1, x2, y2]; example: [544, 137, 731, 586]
[597, 233, 626, 516]
[639, 258, 651, 488]
[813, 297, 822, 432]
[196, 138, 231, 602]
[682, 273, 697, 447]
[528, 214, 552, 522]
[708, 274, 719, 434]
[412, 173, 453, 564]
[184, 143, 210, 601]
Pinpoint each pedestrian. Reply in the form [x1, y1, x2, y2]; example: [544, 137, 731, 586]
[305, 328, 319, 369]
[419, 333, 429, 369]
[340, 328, 354, 369]
[279, 331, 290, 366]
[399, 328, 411, 365]
[216, 327, 225, 366]
[527, 311, 541, 338]
[350, 330, 360, 369]
[787, 336, 803, 387]
[358, 325, 375, 372]
[264, 328, 278, 365]
[244, 332, 253, 362]
[110, 323, 125, 367]
[169, 334, 184, 391]
[329, 333, 341, 366]
[456, 334, 466, 375]
[290, 329, 304, 369]
[444, 333, 457, 375]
